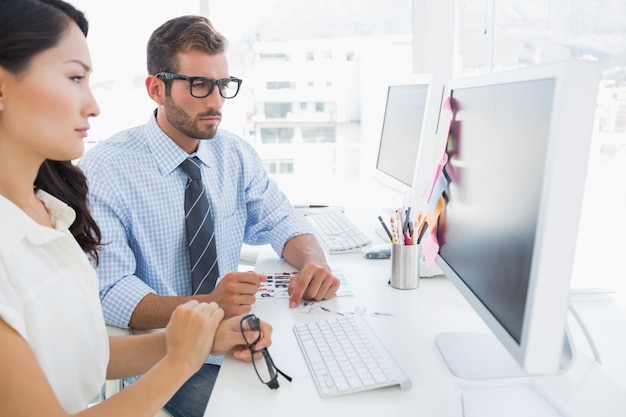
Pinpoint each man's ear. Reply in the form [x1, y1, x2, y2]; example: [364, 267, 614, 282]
[146, 75, 165, 105]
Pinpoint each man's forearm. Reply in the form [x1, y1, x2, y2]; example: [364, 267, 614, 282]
[281, 234, 330, 270]
[129, 293, 209, 329]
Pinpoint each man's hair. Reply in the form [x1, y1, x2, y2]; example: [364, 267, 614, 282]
[147, 15, 228, 75]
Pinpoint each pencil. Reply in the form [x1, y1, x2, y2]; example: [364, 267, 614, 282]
[378, 215, 393, 242]
[390, 218, 398, 244]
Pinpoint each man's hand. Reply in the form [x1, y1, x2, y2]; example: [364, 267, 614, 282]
[204, 271, 266, 318]
[287, 263, 340, 308]
[211, 314, 274, 361]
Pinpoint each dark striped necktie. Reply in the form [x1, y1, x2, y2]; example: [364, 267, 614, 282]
[180, 157, 219, 294]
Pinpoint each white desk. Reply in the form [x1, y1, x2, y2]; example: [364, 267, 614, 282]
[206, 207, 626, 417]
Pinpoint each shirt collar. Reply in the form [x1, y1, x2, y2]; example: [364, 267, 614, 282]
[0, 190, 76, 249]
[36, 189, 76, 230]
[145, 110, 217, 176]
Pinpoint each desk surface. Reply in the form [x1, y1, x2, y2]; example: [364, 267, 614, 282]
[205, 207, 626, 417]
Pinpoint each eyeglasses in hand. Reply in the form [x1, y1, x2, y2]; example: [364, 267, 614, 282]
[155, 72, 242, 99]
[240, 314, 292, 389]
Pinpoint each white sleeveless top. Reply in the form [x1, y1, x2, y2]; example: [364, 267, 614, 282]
[0, 190, 109, 413]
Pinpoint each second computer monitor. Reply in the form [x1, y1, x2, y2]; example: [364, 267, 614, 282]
[374, 74, 445, 208]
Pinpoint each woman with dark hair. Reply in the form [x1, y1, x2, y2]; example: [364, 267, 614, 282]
[0, 1, 273, 415]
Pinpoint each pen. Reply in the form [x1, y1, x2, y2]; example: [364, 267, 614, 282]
[378, 215, 394, 242]
[416, 220, 429, 244]
[294, 204, 329, 208]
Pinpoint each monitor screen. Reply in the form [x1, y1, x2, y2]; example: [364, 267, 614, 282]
[434, 61, 601, 377]
[440, 77, 554, 343]
[376, 83, 428, 188]
[374, 74, 445, 206]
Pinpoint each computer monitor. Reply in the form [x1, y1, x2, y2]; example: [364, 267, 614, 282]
[433, 60, 601, 378]
[373, 74, 446, 208]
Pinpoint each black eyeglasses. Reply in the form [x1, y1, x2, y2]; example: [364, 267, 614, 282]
[240, 314, 292, 389]
[155, 72, 242, 99]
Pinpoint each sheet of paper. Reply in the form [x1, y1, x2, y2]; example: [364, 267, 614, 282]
[255, 270, 353, 299]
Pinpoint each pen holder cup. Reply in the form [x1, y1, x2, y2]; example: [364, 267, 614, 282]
[390, 244, 420, 290]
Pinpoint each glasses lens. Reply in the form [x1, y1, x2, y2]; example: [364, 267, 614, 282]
[241, 315, 261, 346]
[219, 78, 240, 98]
[252, 349, 278, 386]
[189, 78, 214, 98]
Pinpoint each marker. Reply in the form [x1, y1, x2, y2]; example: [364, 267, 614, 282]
[403, 206, 412, 233]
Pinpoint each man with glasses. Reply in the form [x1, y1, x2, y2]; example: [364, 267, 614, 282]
[79, 15, 339, 417]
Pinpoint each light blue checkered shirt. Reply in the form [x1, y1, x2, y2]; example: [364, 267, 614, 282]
[79, 113, 314, 333]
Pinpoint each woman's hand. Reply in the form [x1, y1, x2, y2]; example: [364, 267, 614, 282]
[164, 300, 224, 374]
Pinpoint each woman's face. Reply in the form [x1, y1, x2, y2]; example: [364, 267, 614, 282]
[0, 22, 100, 163]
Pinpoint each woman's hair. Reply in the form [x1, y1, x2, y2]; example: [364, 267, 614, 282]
[0, 0, 101, 262]
[147, 15, 228, 76]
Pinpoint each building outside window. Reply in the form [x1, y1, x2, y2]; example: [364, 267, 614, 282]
[70, 0, 624, 289]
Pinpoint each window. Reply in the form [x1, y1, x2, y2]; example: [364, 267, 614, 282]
[260, 127, 294, 144]
[264, 103, 292, 118]
[446, 0, 626, 290]
[263, 159, 294, 174]
[266, 81, 295, 90]
[302, 126, 336, 143]
[259, 53, 290, 62]
[70, 0, 414, 207]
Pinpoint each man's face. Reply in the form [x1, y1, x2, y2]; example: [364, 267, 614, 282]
[162, 50, 230, 140]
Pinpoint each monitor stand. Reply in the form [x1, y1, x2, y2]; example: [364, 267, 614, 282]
[435, 332, 572, 379]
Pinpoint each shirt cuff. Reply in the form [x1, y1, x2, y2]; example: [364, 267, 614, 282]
[101, 276, 155, 328]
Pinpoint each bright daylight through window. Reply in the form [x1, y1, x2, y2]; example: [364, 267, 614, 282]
[73, 0, 624, 291]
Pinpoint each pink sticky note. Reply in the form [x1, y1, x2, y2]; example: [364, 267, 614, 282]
[422, 226, 440, 266]
[423, 152, 449, 205]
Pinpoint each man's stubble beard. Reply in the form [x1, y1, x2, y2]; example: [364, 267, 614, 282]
[164, 95, 220, 140]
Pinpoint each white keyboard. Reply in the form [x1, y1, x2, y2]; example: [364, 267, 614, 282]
[303, 209, 371, 253]
[293, 315, 412, 398]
